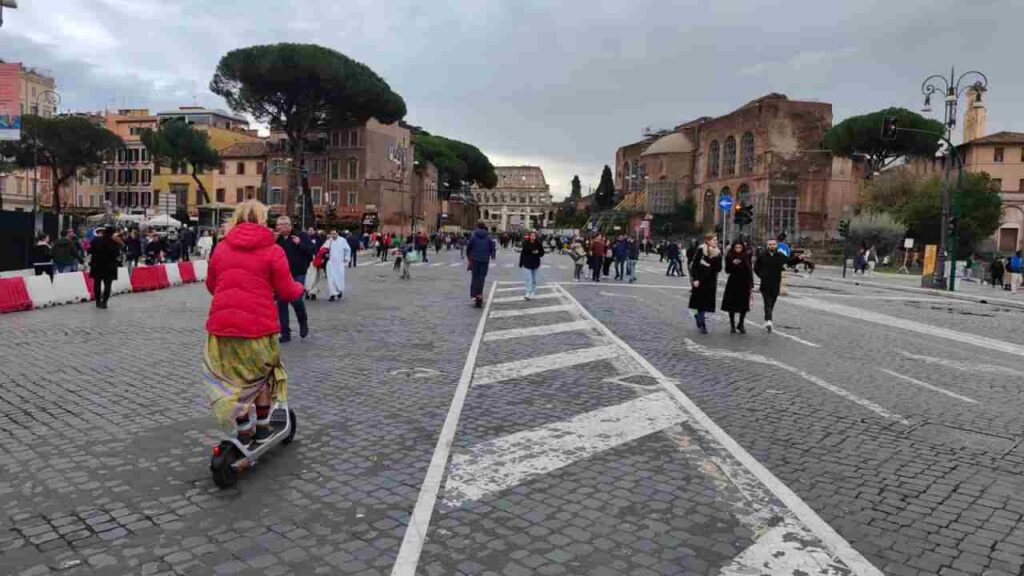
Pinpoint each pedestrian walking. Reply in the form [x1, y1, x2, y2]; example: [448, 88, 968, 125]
[179, 226, 194, 262]
[31, 234, 54, 280]
[588, 234, 606, 282]
[602, 242, 613, 277]
[666, 241, 682, 276]
[274, 216, 314, 342]
[306, 243, 328, 300]
[346, 230, 360, 268]
[467, 222, 496, 307]
[688, 233, 721, 334]
[1009, 252, 1022, 292]
[203, 200, 305, 446]
[626, 237, 640, 283]
[866, 245, 878, 275]
[125, 229, 142, 274]
[88, 226, 123, 309]
[519, 231, 545, 299]
[570, 238, 586, 281]
[754, 238, 789, 332]
[324, 230, 351, 301]
[52, 229, 84, 273]
[721, 241, 753, 334]
[613, 235, 628, 280]
[990, 257, 1005, 288]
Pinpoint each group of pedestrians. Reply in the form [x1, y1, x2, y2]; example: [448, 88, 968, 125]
[688, 234, 789, 335]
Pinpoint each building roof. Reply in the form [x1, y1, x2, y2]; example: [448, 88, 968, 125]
[641, 132, 694, 156]
[157, 107, 248, 124]
[967, 131, 1024, 145]
[219, 140, 267, 158]
[614, 191, 648, 213]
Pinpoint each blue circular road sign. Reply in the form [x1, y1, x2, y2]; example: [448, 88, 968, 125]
[718, 195, 734, 211]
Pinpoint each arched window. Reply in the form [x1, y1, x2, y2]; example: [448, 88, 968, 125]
[737, 183, 750, 206]
[483, 209, 490, 220]
[708, 141, 720, 179]
[724, 136, 737, 176]
[720, 186, 731, 201]
[741, 132, 755, 174]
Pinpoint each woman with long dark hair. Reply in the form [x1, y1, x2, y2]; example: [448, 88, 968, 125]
[721, 241, 753, 334]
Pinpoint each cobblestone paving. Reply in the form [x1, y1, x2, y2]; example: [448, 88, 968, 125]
[2, 251, 1023, 575]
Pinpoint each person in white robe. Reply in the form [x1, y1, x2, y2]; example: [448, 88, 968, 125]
[324, 230, 351, 301]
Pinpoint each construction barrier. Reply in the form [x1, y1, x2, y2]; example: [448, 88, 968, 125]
[0, 269, 34, 279]
[112, 267, 132, 295]
[52, 272, 91, 304]
[165, 263, 183, 286]
[192, 259, 208, 282]
[130, 265, 170, 292]
[0, 277, 33, 313]
[24, 274, 57, 308]
[178, 261, 197, 284]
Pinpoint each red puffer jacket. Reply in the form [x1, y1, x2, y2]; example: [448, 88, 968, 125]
[205, 222, 305, 338]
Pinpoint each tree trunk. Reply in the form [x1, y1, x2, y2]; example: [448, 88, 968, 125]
[191, 166, 211, 205]
[291, 137, 305, 224]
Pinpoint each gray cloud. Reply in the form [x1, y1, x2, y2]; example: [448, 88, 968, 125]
[2, 0, 1023, 198]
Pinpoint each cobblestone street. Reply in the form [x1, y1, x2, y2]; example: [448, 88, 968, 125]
[3, 250, 1024, 575]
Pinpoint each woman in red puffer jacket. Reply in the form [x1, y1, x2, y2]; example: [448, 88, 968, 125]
[203, 200, 304, 445]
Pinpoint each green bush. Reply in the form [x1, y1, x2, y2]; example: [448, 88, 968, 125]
[848, 213, 905, 257]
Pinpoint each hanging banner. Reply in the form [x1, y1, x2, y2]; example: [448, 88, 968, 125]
[922, 244, 937, 276]
[0, 63, 21, 142]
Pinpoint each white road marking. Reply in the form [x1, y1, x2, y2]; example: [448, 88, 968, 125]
[791, 296, 1024, 359]
[599, 291, 638, 299]
[494, 284, 556, 293]
[897, 350, 1020, 376]
[553, 284, 885, 576]
[391, 282, 498, 576]
[472, 345, 618, 386]
[557, 265, 568, 270]
[878, 368, 978, 404]
[449, 262, 462, 267]
[483, 320, 592, 341]
[442, 392, 685, 507]
[681, 338, 909, 425]
[491, 292, 562, 304]
[503, 263, 514, 268]
[488, 304, 574, 319]
[761, 324, 820, 348]
[720, 517, 851, 576]
[559, 282, 689, 290]
[431, 263, 443, 267]
[541, 264, 551, 269]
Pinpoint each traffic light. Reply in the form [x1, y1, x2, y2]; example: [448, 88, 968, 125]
[948, 216, 960, 236]
[733, 204, 754, 226]
[881, 116, 898, 140]
[838, 219, 850, 239]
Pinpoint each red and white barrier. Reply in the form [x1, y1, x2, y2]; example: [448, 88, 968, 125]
[192, 259, 208, 282]
[24, 274, 57, 308]
[0, 269, 34, 279]
[52, 272, 92, 304]
[130, 265, 170, 292]
[178, 261, 197, 284]
[0, 277, 33, 313]
[112, 267, 132, 294]
[164, 263, 183, 286]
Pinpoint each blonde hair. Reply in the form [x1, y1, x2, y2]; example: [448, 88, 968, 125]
[227, 200, 269, 232]
[703, 233, 716, 242]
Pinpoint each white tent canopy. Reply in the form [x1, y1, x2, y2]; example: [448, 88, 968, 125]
[142, 214, 183, 229]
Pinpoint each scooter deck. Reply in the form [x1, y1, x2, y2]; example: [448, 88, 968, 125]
[227, 411, 291, 465]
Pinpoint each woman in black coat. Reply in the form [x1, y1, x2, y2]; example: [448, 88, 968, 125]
[89, 227, 123, 309]
[721, 241, 753, 334]
[688, 233, 722, 334]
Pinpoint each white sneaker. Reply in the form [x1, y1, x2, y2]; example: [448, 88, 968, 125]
[765, 321, 773, 332]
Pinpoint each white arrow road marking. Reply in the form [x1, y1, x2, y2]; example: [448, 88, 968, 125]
[483, 320, 593, 341]
[442, 392, 686, 507]
[790, 296, 1024, 358]
[878, 368, 978, 404]
[490, 292, 562, 303]
[488, 304, 575, 319]
[681, 339, 909, 425]
[472, 345, 618, 386]
[897, 350, 1019, 376]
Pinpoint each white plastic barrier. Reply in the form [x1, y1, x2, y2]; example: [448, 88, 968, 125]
[52, 272, 91, 304]
[24, 274, 57, 308]
[0, 269, 34, 279]
[192, 259, 209, 282]
[112, 267, 132, 295]
[164, 263, 183, 286]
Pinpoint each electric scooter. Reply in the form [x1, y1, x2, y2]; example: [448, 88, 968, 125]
[210, 403, 297, 488]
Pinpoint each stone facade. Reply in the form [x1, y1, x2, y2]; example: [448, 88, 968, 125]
[473, 166, 554, 232]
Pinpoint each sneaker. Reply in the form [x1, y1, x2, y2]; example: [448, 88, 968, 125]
[254, 425, 274, 444]
[279, 334, 291, 343]
[765, 321, 773, 333]
[299, 324, 309, 339]
[738, 324, 746, 334]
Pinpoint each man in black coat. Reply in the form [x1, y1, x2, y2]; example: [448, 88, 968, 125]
[754, 238, 789, 332]
[275, 216, 315, 342]
[89, 227, 123, 309]
[345, 231, 360, 268]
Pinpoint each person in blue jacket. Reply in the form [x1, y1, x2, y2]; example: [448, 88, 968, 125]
[466, 223, 496, 308]
[612, 236, 629, 280]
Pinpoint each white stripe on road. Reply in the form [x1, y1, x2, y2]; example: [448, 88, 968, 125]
[897, 350, 1019, 376]
[791, 296, 1024, 359]
[681, 338, 909, 425]
[483, 320, 592, 341]
[762, 324, 820, 348]
[442, 392, 685, 507]
[449, 263, 462, 267]
[488, 304, 574, 318]
[390, 282, 497, 576]
[878, 368, 978, 404]
[720, 518, 851, 576]
[491, 292, 561, 304]
[553, 284, 885, 576]
[472, 345, 618, 386]
[559, 282, 689, 290]
[494, 284, 556, 293]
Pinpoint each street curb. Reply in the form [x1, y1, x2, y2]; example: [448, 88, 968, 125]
[807, 274, 1024, 310]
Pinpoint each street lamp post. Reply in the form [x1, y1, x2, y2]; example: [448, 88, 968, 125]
[920, 67, 988, 290]
[31, 89, 60, 232]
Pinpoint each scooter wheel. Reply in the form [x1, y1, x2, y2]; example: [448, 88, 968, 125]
[211, 442, 242, 489]
[283, 410, 297, 445]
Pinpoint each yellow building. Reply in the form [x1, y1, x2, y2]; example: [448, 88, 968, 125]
[151, 107, 259, 217]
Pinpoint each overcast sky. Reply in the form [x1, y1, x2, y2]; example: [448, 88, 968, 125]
[3, 0, 1023, 198]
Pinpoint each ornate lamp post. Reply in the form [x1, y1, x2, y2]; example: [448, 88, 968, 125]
[919, 67, 987, 289]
